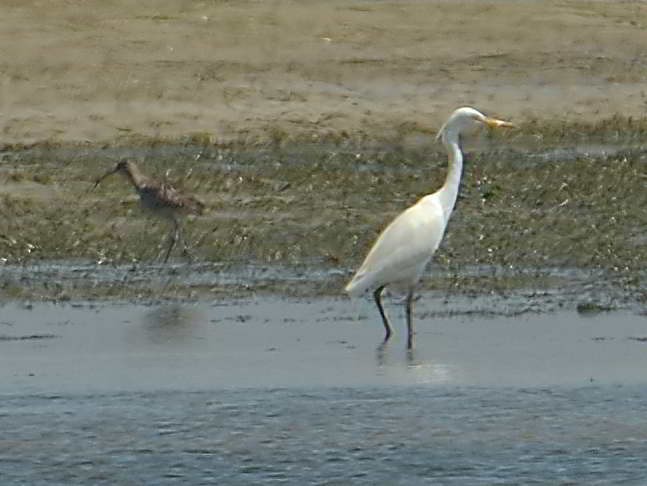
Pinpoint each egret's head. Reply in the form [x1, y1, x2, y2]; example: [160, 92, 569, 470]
[436, 107, 513, 144]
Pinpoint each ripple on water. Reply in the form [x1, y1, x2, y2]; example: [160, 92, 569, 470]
[1, 386, 647, 484]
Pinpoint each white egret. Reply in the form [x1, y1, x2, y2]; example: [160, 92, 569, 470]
[345, 107, 513, 349]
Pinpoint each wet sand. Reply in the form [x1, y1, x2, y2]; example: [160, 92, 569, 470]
[2, 298, 647, 393]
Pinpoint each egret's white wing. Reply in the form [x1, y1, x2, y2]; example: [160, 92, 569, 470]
[345, 195, 447, 296]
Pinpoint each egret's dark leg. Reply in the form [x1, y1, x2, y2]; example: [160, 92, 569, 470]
[405, 290, 415, 350]
[373, 286, 392, 342]
[163, 218, 180, 263]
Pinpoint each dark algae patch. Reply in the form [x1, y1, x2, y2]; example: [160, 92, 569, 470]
[0, 333, 59, 341]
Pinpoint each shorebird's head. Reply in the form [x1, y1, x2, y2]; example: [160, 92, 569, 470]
[93, 159, 133, 189]
[114, 159, 131, 173]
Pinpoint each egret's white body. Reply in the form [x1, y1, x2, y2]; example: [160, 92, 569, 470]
[345, 193, 447, 296]
[345, 107, 513, 348]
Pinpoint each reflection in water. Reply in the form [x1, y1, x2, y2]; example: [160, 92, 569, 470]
[375, 340, 418, 368]
[375, 340, 391, 368]
[406, 348, 416, 367]
[376, 341, 456, 385]
[141, 304, 202, 345]
[406, 361, 455, 385]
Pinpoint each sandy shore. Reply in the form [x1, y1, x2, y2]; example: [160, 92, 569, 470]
[2, 0, 647, 145]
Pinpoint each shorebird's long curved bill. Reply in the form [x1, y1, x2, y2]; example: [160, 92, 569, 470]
[93, 167, 118, 189]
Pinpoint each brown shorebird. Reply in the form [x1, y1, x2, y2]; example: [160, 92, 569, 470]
[94, 159, 205, 263]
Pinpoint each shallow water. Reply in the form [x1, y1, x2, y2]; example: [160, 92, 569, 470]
[2, 299, 647, 483]
[3, 386, 647, 485]
[3, 299, 647, 392]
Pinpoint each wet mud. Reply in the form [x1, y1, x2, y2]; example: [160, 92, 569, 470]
[1, 0, 646, 311]
[1, 132, 646, 313]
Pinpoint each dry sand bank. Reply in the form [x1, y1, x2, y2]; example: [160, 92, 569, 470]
[1, 0, 646, 145]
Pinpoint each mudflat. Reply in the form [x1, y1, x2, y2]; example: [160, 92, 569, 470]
[0, 1, 646, 308]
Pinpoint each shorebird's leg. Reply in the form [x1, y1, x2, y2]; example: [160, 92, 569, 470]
[373, 286, 392, 342]
[405, 289, 415, 350]
[163, 218, 180, 264]
[178, 222, 196, 261]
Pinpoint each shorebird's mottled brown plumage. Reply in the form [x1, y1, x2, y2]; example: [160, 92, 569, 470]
[94, 159, 204, 263]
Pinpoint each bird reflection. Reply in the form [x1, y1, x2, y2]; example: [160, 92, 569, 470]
[141, 304, 200, 345]
[376, 340, 455, 385]
[376, 340, 418, 368]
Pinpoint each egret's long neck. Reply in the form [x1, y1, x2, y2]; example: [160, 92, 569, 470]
[437, 137, 463, 221]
